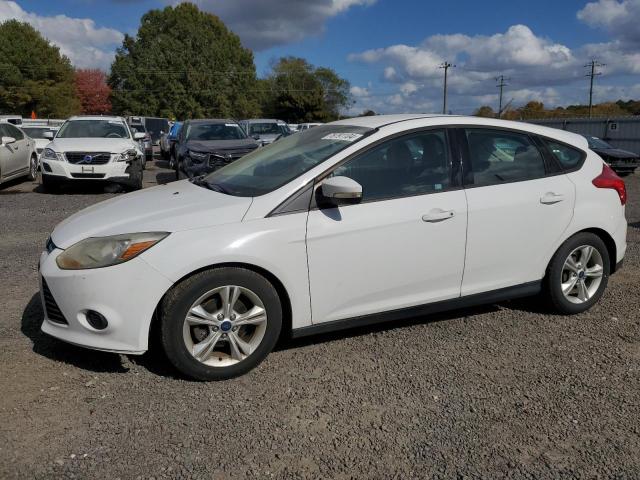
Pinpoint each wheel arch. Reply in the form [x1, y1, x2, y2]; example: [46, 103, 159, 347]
[149, 262, 293, 348]
[549, 227, 618, 275]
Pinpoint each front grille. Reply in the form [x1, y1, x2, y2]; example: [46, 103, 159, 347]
[70, 173, 106, 179]
[207, 148, 256, 168]
[65, 152, 111, 165]
[42, 278, 67, 325]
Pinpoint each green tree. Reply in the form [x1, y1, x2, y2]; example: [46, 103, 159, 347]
[262, 57, 352, 122]
[109, 3, 260, 119]
[0, 20, 79, 118]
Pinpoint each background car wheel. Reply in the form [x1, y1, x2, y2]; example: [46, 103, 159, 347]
[159, 267, 282, 381]
[544, 232, 610, 314]
[27, 154, 38, 181]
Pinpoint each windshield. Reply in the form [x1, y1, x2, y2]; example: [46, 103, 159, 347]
[56, 120, 130, 139]
[23, 127, 56, 139]
[249, 123, 280, 135]
[186, 123, 246, 141]
[203, 124, 373, 197]
[585, 136, 614, 149]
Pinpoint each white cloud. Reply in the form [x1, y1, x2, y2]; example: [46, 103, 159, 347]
[186, 0, 376, 51]
[0, 1, 123, 69]
[577, 0, 640, 48]
[348, 21, 640, 114]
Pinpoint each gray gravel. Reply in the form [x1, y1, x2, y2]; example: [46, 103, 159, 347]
[1, 154, 639, 479]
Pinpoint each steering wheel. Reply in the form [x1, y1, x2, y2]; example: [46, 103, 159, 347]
[106, 133, 121, 138]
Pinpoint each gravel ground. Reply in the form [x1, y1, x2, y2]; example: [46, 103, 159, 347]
[1, 154, 639, 479]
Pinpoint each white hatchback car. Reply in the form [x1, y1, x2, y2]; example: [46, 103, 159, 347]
[39, 115, 627, 380]
[40, 116, 146, 191]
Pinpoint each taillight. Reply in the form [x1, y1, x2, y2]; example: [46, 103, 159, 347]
[592, 163, 627, 205]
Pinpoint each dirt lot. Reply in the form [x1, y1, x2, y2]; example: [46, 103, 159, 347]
[1, 155, 639, 479]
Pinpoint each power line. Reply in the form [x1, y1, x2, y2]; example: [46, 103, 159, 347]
[439, 62, 455, 114]
[585, 59, 605, 118]
[495, 75, 510, 118]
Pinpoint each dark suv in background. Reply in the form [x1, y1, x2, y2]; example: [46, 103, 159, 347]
[175, 119, 260, 178]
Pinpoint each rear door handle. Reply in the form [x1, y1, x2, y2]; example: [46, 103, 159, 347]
[540, 192, 565, 204]
[422, 209, 455, 223]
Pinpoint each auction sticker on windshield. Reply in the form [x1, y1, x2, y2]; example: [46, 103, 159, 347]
[321, 133, 363, 142]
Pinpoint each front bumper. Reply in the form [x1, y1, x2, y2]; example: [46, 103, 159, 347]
[39, 248, 173, 354]
[41, 158, 132, 181]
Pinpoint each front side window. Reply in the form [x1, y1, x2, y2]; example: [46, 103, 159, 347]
[465, 129, 546, 186]
[202, 125, 373, 197]
[185, 123, 246, 141]
[331, 130, 452, 202]
[5, 124, 24, 140]
[57, 120, 129, 139]
[545, 140, 584, 170]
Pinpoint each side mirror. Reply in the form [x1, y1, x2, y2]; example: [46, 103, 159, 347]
[133, 132, 146, 140]
[43, 131, 54, 139]
[1, 136, 16, 146]
[251, 134, 260, 140]
[319, 176, 363, 206]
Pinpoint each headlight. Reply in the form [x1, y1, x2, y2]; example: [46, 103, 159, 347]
[188, 150, 208, 163]
[56, 232, 169, 270]
[43, 148, 63, 161]
[113, 149, 138, 162]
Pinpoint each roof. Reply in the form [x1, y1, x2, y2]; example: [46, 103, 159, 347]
[184, 119, 237, 124]
[67, 115, 126, 122]
[239, 119, 281, 124]
[330, 114, 589, 149]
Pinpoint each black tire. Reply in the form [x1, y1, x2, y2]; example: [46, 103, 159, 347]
[27, 154, 38, 181]
[41, 174, 61, 192]
[543, 232, 610, 314]
[160, 267, 282, 381]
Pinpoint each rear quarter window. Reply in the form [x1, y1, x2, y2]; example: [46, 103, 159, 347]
[544, 140, 585, 171]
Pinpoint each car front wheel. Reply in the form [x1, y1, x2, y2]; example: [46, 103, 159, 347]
[159, 267, 282, 381]
[544, 232, 610, 314]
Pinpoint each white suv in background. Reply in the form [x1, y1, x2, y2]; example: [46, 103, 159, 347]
[41, 116, 146, 191]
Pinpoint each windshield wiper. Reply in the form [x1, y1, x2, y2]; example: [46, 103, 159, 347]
[190, 176, 231, 195]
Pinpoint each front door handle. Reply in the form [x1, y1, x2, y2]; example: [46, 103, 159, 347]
[422, 209, 455, 223]
[540, 192, 565, 204]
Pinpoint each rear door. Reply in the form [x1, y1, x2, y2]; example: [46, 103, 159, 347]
[459, 127, 575, 295]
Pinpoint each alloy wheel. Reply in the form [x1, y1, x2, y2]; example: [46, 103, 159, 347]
[182, 285, 268, 367]
[560, 245, 604, 304]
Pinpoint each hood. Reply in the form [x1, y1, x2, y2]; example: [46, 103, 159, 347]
[592, 147, 638, 159]
[186, 138, 259, 152]
[50, 137, 138, 154]
[51, 180, 253, 249]
[257, 134, 280, 144]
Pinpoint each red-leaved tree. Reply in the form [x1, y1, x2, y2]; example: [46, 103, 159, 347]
[74, 69, 112, 114]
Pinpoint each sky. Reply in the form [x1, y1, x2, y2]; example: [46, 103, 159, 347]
[2, 0, 640, 115]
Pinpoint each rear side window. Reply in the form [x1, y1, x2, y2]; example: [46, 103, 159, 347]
[465, 129, 546, 187]
[544, 140, 584, 170]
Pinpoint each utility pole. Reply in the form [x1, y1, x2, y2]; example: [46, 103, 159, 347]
[585, 59, 604, 118]
[495, 75, 510, 118]
[439, 62, 455, 114]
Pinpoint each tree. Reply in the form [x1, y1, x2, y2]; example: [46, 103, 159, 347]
[109, 3, 260, 119]
[75, 69, 111, 114]
[0, 20, 79, 118]
[474, 106, 496, 118]
[261, 57, 352, 123]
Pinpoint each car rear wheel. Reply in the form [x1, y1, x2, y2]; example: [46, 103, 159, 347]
[159, 267, 282, 381]
[544, 232, 610, 314]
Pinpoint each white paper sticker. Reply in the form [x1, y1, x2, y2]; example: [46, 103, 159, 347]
[321, 133, 363, 142]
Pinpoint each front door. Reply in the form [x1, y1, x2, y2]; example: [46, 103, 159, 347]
[306, 129, 468, 324]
